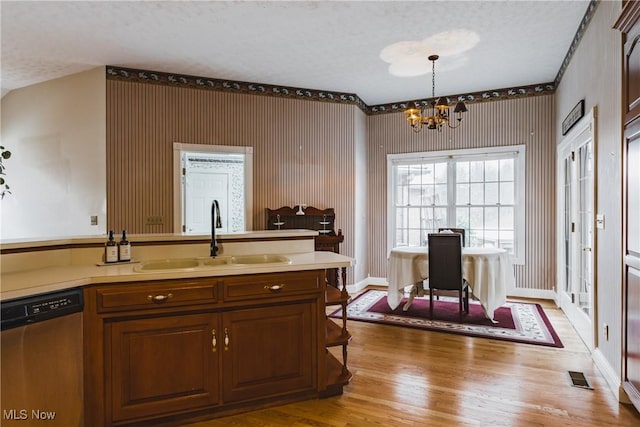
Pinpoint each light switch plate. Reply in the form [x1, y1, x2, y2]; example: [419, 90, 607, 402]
[596, 214, 604, 229]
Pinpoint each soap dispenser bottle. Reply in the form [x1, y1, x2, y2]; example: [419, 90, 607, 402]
[105, 230, 118, 263]
[118, 230, 131, 262]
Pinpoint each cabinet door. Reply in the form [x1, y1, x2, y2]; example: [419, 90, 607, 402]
[109, 313, 220, 423]
[222, 302, 316, 403]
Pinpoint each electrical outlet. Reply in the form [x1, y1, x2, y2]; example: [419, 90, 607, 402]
[603, 323, 609, 341]
[90, 215, 98, 226]
[146, 215, 164, 226]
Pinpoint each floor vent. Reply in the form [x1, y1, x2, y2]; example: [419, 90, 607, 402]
[568, 371, 593, 389]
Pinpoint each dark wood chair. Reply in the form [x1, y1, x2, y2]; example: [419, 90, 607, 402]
[437, 227, 466, 246]
[428, 233, 469, 319]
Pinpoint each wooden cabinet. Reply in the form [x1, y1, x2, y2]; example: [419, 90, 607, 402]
[222, 303, 315, 402]
[616, 0, 640, 413]
[108, 313, 220, 423]
[83, 270, 330, 426]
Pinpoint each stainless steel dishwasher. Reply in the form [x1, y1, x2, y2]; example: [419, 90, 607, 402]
[1, 288, 84, 426]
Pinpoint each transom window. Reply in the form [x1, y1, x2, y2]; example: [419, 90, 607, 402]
[387, 145, 525, 264]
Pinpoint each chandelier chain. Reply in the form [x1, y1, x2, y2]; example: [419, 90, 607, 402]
[432, 59, 436, 99]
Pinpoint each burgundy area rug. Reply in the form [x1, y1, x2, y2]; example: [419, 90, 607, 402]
[330, 289, 563, 348]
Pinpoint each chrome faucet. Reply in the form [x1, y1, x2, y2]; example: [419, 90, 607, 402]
[210, 200, 222, 257]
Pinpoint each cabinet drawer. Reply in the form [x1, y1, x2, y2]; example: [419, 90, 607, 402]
[223, 270, 322, 302]
[96, 280, 218, 313]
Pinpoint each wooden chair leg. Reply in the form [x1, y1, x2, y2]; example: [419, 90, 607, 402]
[464, 287, 469, 313]
[430, 289, 434, 319]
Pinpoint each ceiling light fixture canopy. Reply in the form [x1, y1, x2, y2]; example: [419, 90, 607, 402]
[404, 55, 468, 132]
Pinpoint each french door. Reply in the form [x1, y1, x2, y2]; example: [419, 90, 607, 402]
[556, 112, 595, 350]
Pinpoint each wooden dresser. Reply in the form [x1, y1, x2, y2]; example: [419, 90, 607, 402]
[615, 0, 640, 413]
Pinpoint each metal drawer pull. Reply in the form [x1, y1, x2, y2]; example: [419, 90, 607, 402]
[147, 293, 174, 303]
[211, 329, 217, 353]
[224, 328, 230, 351]
[264, 284, 286, 291]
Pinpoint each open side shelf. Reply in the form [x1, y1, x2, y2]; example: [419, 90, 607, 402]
[326, 318, 352, 347]
[321, 352, 353, 398]
[322, 266, 351, 395]
[325, 285, 350, 306]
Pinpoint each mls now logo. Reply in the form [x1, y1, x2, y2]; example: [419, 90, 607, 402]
[3, 409, 56, 420]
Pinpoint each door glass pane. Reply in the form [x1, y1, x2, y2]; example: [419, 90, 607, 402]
[564, 156, 572, 294]
[578, 142, 593, 315]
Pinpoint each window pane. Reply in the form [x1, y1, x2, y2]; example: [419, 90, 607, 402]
[486, 160, 499, 181]
[422, 164, 434, 184]
[434, 163, 447, 183]
[456, 207, 469, 230]
[500, 206, 514, 229]
[500, 230, 514, 251]
[470, 207, 484, 228]
[470, 161, 484, 182]
[408, 207, 421, 228]
[433, 207, 447, 229]
[396, 208, 408, 229]
[485, 182, 499, 204]
[457, 162, 469, 182]
[485, 230, 499, 247]
[408, 230, 421, 247]
[456, 183, 469, 205]
[500, 159, 514, 181]
[485, 207, 499, 229]
[396, 185, 407, 205]
[409, 185, 422, 206]
[470, 183, 484, 204]
[434, 184, 447, 205]
[500, 181, 514, 204]
[396, 229, 407, 246]
[422, 185, 435, 205]
[470, 229, 484, 246]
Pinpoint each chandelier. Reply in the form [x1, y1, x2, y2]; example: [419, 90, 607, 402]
[404, 55, 468, 132]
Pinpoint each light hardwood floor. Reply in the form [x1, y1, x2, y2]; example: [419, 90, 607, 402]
[188, 291, 640, 427]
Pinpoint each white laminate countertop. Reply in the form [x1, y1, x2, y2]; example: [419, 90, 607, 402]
[0, 251, 353, 302]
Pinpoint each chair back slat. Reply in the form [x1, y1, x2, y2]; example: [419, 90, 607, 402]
[437, 227, 466, 246]
[428, 233, 463, 291]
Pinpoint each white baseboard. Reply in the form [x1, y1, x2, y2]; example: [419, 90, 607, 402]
[506, 287, 556, 300]
[347, 277, 386, 294]
[592, 348, 628, 403]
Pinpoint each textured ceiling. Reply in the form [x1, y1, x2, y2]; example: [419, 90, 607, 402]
[1, 1, 591, 105]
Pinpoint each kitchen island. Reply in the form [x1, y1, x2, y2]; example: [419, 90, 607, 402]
[1, 231, 353, 427]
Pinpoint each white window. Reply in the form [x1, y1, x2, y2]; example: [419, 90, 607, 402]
[387, 145, 525, 264]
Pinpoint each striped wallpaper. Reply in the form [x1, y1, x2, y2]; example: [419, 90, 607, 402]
[107, 80, 555, 290]
[107, 80, 363, 284]
[366, 95, 556, 290]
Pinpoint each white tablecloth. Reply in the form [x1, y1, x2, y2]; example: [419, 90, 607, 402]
[387, 246, 515, 320]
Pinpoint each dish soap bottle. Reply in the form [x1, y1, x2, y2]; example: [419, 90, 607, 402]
[105, 230, 118, 263]
[119, 230, 131, 262]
